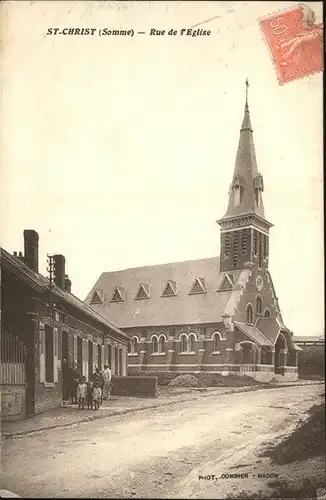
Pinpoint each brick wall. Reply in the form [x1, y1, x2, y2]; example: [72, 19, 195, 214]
[111, 375, 158, 397]
[233, 268, 278, 324]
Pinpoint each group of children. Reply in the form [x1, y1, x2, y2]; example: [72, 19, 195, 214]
[76, 377, 102, 410]
[76, 364, 112, 411]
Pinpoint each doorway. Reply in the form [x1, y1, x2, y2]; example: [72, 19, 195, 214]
[88, 341, 93, 380]
[119, 348, 123, 375]
[115, 346, 118, 375]
[98, 344, 102, 371]
[274, 334, 286, 375]
[62, 331, 69, 362]
[77, 337, 83, 375]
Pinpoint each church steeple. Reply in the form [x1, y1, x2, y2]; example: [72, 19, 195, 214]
[218, 82, 273, 273]
[221, 79, 265, 221]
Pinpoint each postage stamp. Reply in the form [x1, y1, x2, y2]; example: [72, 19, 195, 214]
[260, 4, 323, 85]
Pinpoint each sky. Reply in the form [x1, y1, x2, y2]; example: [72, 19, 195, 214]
[2, 1, 323, 337]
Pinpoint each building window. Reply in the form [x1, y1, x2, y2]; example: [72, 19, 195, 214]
[255, 189, 261, 207]
[188, 334, 196, 352]
[241, 231, 247, 255]
[180, 334, 187, 353]
[234, 184, 241, 206]
[132, 337, 139, 354]
[128, 341, 131, 353]
[233, 233, 239, 267]
[264, 308, 271, 318]
[152, 336, 158, 354]
[257, 232, 262, 267]
[135, 284, 150, 300]
[189, 277, 206, 295]
[45, 325, 54, 383]
[90, 289, 104, 305]
[111, 287, 125, 302]
[158, 335, 166, 353]
[98, 343, 102, 370]
[218, 274, 233, 292]
[253, 230, 258, 256]
[224, 234, 231, 258]
[213, 332, 221, 352]
[256, 296, 262, 315]
[263, 235, 269, 259]
[162, 280, 177, 297]
[246, 304, 254, 324]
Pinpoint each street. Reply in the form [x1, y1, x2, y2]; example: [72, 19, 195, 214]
[1, 385, 323, 498]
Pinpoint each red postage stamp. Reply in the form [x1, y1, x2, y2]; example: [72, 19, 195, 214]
[260, 4, 323, 84]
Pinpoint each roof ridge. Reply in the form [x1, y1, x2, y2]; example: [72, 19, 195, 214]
[102, 255, 220, 275]
[1, 248, 127, 340]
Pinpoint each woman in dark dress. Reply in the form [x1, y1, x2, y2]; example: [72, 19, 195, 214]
[69, 362, 81, 404]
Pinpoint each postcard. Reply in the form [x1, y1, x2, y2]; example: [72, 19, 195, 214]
[1, 2, 324, 499]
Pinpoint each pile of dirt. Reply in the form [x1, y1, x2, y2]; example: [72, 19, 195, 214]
[264, 402, 325, 464]
[196, 373, 262, 387]
[137, 371, 263, 387]
[168, 374, 202, 387]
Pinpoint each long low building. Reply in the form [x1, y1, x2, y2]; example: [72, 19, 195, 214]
[1, 230, 129, 420]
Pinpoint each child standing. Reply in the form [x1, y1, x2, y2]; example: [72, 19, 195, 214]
[86, 381, 93, 410]
[76, 376, 87, 410]
[92, 380, 102, 410]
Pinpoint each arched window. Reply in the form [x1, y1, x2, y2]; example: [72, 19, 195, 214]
[213, 332, 221, 352]
[180, 334, 187, 353]
[256, 296, 262, 315]
[128, 341, 131, 353]
[132, 337, 138, 354]
[152, 336, 158, 354]
[159, 335, 166, 353]
[246, 304, 253, 324]
[188, 334, 196, 352]
[264, 308, 271, 318]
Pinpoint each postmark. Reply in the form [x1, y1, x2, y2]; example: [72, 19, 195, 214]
[260, 4, 323, 85]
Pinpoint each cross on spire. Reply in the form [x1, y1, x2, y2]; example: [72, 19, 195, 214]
[245, 78, 249, 108]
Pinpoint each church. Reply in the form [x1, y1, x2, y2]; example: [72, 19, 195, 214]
[85, 86, 300, 382]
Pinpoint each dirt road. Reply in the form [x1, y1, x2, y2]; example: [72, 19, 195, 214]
[2, 385, 323, 498]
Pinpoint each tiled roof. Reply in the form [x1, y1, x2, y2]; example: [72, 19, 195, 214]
[256, 317, 285, 345]
[234, 321, 273, 347]
[85, 257, 240, 328]
[255, 317, 280, 345]
[1, 248, 128, 341]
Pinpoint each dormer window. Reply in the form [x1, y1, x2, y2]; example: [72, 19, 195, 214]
[234, 184, 241, 206]
[232, 175, 243, 207]
[135, 283, 150, 300]
[90, 289, 104, 305]
[254, 174, 264, 207]
[162, 280, 177, 297]
[111, 287, 125, 303]
[189, 277, 206, 295]
[255, 189, 261, 207]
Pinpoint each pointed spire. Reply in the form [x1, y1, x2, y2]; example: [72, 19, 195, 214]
[219, 81, 265, 221]
[241, 79, 252, 132]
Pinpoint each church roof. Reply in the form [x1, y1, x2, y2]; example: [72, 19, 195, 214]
[85, 257, 240, 328]
[234, 321, 273, 347]
[256, 317, 287, 345]
[219, 82, 266, 221]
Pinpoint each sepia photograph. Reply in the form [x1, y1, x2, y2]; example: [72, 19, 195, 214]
[1, 1, 324, 498]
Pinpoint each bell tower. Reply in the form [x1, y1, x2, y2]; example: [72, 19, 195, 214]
[217, 80, 273, 272]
